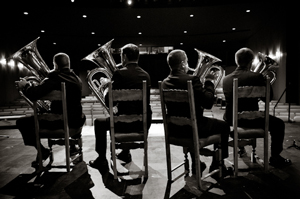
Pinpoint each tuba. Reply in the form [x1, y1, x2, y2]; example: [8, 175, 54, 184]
[251, 52, 279, 85]
[82, 39, 120, 112]
[189, 49, 224, 88]
[10, 37, 51, 112]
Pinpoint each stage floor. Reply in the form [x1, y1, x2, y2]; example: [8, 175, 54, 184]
[1, 110, 300, 198]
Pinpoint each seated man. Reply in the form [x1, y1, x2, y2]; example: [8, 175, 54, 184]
[162, 49, 231, 177]
[16, 53, 86, 165]
[222, 47, 291, 167]
[89, 43, 152, 173]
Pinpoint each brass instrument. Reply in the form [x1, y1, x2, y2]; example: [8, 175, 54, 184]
[82, 39, 119, 112]
[251, 52, 278, 85]
[189, 49, 224, 88]
[10, 37, 51, 112]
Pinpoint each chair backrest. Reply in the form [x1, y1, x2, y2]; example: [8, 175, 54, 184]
[233, 77, 270, 133]
[33, 82, 69, 137]
[159, 80, 199, 144]
[108, 80, 147, 135]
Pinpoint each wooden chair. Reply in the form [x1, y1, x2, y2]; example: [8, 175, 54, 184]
[109, 80, 148, 180]
[159, 80, 222, 190]
[230, 77, 270, 177]
[33, 82, 83, 174]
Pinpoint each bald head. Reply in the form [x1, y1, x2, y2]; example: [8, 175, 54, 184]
[53, 53, 70, 70]
[167, 49, 187, 71]
[235, 48, 254, 68]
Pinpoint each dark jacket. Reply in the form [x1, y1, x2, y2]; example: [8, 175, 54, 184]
[162, 69, 215, 122]
[24, 68, 85, 128]
[222, 67, 273, 125]
[105, 63, 152, 128]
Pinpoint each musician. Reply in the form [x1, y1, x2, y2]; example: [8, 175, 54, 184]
[15, 53, 86, 165]
[162, 49, 231, 178]
[222, 47, 292, 167]
[89, 43, 152, 173]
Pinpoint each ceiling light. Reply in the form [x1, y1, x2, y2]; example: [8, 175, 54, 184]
[41, 30, 45, 33]
[127, 0, 132, 5]
[180, 43, 183, 45]
[223, 40, 226, 42]
[246, 10, 250, 13]
[71, 0, 74, 2]
[138, 32, 142, 35]
[98, 44, 101, 46]
[139, 44, 142, 46]
[184, 31, 187, 33]
[137, 16, 141, 18]
[83, 15, 87, 18]
[53, 42, 56, 45]
[24, 12, 28, 15]
[232, 28, 236, 30]
[190, 14, 194, 17]
[91, 32, 95, 34]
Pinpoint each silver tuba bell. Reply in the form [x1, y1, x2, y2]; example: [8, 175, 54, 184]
[189, 49, 224, 88]
[10, 37, 51, 112]
[250, 52, 279, 85]
[82, 39, 120, 112]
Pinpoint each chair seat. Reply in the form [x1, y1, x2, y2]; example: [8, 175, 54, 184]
[230, 126, 265, 139]
[169, 134, 221, 148]
[114, 132, 145, 142]
[39, 127, 82, 138]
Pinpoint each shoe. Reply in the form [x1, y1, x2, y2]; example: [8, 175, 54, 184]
[70, 145, 80, 156]
[192, 161, 206, 175]
[116, 150, 132, 165]
[209, 164, 233, 180]
[31, 148, 51, 167]
[89, 158, 109, 174]
[269, 156, 292, 168]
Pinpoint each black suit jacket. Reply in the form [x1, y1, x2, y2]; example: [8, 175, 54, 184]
[222, 67, 273, 124]
[105, 63, 152, 128]
[162, 70, 215, 122]
[24, 68, 85, 128]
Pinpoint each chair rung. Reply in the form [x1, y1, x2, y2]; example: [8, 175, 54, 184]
[115, 142, 144, 150]
[171, 161, 185, 172]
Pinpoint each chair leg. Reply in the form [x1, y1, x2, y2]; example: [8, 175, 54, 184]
[165, 142, 172, 181]
[183, 147, 189, 175]
[65, 138, 71, 172]
[144, 140, 148, 179]
[251, 139, 257, 163]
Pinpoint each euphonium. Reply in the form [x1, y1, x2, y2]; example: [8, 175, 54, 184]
[251, 52, 279, 85]
[10, 37, 51, 112]
[189, 49, 224, 88]
[82, 39, 120, 112]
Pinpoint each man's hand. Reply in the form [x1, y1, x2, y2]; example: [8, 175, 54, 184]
[100, 77, 110, 85]
[204, 74, 215, 85]
[15, 78, 30, 90]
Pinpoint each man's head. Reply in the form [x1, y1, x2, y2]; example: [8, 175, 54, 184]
[53, 53, 70, 71]
[121, 44, 139, 65]
[235, 48, 254, 69]
[167, 49, 189, 73]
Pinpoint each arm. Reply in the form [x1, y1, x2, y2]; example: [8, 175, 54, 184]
[193, 75, 215, 109]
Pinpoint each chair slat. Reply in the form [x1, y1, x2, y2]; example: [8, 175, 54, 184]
[238, 111, 265, 120]
[163, 90, 189, 103]
[113, 115, 143, 123]
[167, 116, 192, 126]
[238, 86, 265, 98]
[112, 90, 142, 101]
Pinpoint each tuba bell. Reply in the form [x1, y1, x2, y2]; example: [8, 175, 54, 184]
[82, 39, 120, 113]
[251, 52, 279, 85]
[10, 37, 51, 112]
[189, 49, 224, 88]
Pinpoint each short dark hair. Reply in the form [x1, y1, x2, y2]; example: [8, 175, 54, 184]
[167, 49, 186, 70]
[121, 44, 139, 62]
[53, 53, 70, 69]
[235, 48, 254, 68]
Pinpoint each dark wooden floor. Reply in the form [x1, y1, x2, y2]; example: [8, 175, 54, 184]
[1, 108, 300, 199]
